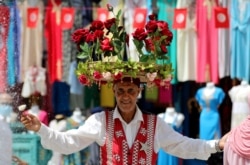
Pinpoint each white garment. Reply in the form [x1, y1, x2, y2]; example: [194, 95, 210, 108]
[38, 106, 217, 160]
[218, 0, 231, 78]
[176, 0, 197, 82]
[229, 84, 250, 128]
[124, 0, 147, 61]
[158, 107, 184, 128]
[0, 119, 12, 164]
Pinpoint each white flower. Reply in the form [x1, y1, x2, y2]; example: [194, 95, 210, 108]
[102, 72, 112, 80]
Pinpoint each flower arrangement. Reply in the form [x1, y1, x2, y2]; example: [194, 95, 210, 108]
[71, 4, 174, 87]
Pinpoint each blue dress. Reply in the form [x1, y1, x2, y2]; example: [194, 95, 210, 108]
[230, 0, 250, 82]
[195, 87, 225, 140]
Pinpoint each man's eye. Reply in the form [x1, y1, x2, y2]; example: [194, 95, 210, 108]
[128, 89, 136, 94]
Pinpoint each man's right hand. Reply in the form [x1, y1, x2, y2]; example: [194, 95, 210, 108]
[20, 113, 41, 132]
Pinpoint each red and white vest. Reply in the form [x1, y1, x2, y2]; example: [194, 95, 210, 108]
[100, 110, 158, 165]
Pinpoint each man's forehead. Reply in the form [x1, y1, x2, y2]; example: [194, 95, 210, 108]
[115, 81, 138, 88]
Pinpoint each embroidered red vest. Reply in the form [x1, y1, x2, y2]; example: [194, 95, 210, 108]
[100, 110, 158, 165]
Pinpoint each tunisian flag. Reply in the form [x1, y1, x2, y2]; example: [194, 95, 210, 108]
[173, 8, 187, 29]
[133, 8, 147, 29]
[97, 8, 109, 22]
[61, 7, 75, 30]
[214, 7, 229, 28]
[27, 7, 39, 28]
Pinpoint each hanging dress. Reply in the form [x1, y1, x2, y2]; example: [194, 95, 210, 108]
[124, 0, 146, 61]
[7, 0, 20, 86]
[18, 0, 43, 81]
[0, 6, 10, 92]
[176, 0, 197, 82]
[45, 0, 63, 83]
[218, 0, 231, 78]
[157, 0, 178, 84]
[196, 0, 219, 84]
[230, 0, 250, 82]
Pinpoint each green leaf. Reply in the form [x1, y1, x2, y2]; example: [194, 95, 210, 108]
[139, 55, 149, 62]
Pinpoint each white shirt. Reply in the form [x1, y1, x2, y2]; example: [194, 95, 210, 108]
[38, 106, 217, 160]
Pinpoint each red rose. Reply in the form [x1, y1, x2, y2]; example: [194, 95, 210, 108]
[71, 28, 89, 44]
[145, 20, 158, 33]
[90, 20, 104, 31]
[93, 30, 104, 41]
[113, 72, 123, 80]
[148, 14, 156, 21]
[145, 39, 154, 52]
[78, 74, 90, 85]
[157, 21, 169, 30]
[107, 4, 113, 12]
[104, 18, 116, 30]
[93, 71, 103, 80]
[85, 33, 95, 43]
[161, 29, 173, 45]
[101, 38, 113, 51]
[132, 28, 148, 41]
[160, 44, 168, 53]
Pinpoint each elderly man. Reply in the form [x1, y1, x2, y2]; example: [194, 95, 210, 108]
[21, 78, 228, 164]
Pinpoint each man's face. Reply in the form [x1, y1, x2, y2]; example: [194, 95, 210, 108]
[113, 81, 141, 113]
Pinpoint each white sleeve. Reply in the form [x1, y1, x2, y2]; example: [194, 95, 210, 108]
[37, 111, 106, 155]
[155, 116, 217, 160]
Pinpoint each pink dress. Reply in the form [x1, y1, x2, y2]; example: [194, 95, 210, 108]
[196, 0, 219, 84]
[223, 116, 250, 165]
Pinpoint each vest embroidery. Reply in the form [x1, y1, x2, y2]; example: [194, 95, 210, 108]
[100, 110, 157, 165]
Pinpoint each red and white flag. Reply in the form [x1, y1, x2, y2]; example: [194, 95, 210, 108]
[133, 8, 147, 29]
[97, 8, 109, 22]
[27, 7, 39, 28]
[214, 7, 229, 28]
[61, 7, 75, 30]
[173, 8, 187, 29]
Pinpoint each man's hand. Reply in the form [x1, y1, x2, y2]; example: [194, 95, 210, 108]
[20, 113, 41, 132]
[219, 132, 230, 151]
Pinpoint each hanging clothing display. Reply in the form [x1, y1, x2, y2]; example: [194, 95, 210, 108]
[45, 0, 63, 83]
[0, 6, 10, 93]
[7, 0, 20, 86]
[157, 0, 177, 84]
[124, 0, 145, 61]
[52, 80, 71, 116]
[196, 0, 219, 84]
[176, 0, 197, 82]
[218, 0, 231, 79]
[21, 66, 47, 98]
[230, 0, 250, 82]
[18, 0, 44, 81]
